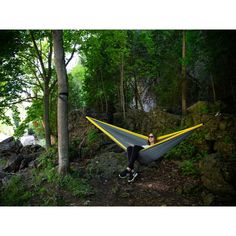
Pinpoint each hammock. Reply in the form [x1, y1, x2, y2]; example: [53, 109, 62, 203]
[86, 116, 203, 164]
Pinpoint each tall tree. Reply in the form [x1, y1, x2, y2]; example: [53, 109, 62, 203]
[181, 30, 187, 115]
[53, 30, 69, 174]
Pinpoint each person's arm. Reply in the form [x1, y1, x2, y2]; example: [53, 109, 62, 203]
[142, 144, 150, 149]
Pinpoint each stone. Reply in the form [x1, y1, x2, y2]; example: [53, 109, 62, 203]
[199, 154, 236, 199]
[85, 152, 128, 180]
[0, 137, 23, 158]
[201, 191, 215, 206]
[4, 154, 24, 172]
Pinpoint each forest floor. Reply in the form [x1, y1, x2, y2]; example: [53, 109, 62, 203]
[67, 158, 203, 206]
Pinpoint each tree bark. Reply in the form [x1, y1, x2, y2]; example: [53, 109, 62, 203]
[134, 74, 138, 109]
[44, 80, 52, 149]
[53, 30, 69, 175]
[210, 74, 216, 103]
[181, 30, 187, 115]
[120, 53, 126, 119]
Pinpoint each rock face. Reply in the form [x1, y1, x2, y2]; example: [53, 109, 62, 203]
[68, 103, 236, 165]
[199, 154, 236, 203]
[113, 108, 181, 136]
[0, 137, 45, 174]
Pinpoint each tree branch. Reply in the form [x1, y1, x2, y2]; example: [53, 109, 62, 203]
[65, 43, 77, 67]
[20, 53, 44, 79]
[5, 96, 39, 106]
[29, 31, 47, 78]
[48, 32, 53, 79]
[49, 78, 58, 93]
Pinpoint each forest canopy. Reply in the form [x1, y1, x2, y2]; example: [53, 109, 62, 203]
[1, 30, 236, 141]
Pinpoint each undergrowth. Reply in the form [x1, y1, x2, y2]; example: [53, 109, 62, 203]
[0, 147, 93, 206]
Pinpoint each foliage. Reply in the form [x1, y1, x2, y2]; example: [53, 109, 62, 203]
[165, 139, 197, 160]
[179, 160, 199, 176]
[0, 175, 33, 206]
[32, 148, 92, 204]
[68, 63, 85, 111]
[87, 129, 99, 145]
[14, 99, 44, 138]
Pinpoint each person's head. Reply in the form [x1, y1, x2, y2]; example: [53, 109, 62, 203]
[147, 133, 156, 145]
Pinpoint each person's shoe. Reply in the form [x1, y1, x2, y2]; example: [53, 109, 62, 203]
[128, 170, 138, 183]
[119, 169, 130, 178]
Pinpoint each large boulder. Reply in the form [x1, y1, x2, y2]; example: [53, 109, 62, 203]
[85, 152, 128, 180]
[1, 142, 45, 173]
[199, 153, 236, 203]
[0, 137, 23, 158]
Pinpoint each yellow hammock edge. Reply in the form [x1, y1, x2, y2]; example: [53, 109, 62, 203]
[140, 123, 203, 152]
[86, 116, 203, 152]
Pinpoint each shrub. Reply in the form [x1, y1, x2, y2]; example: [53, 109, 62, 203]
[179, 160, 199, 176]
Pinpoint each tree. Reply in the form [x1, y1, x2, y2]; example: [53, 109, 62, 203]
[181, 30, 187, 115]
[53, 30, 69, 174]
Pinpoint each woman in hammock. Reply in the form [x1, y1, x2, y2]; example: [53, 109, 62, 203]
[119, 133, 157, 183]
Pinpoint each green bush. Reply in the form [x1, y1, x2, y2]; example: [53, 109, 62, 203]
[87, 129, 99, 145]
[0, 175, 32, 206]
[179, 160, 199, 176]
[165, 140, 197, 160]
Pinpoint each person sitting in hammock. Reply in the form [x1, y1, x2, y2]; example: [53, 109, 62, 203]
[119, 133, 157, 183]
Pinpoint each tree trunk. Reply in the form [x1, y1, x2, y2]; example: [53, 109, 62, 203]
[100, 71, 108, 113]
[120, 53, 126, 119]
[53, 30, 69, 175]
[44, 81, 51, 149]
[134, 74, 138, 109]
[181, 30, 187, 115]
[210, 74, 216, 103]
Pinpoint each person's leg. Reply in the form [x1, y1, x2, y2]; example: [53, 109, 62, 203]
[127, 146, 133, 163]
[119, 146, 133, 178]
[128, 145, 143, 169]
[119, 145, 143, 179]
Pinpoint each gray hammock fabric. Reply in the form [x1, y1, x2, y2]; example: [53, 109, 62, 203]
[86, 116, 203, 164]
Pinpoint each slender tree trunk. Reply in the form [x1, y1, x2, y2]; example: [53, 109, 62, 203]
[210, 74, 216, 103]
[181, 30, 187, 115]
[44, 80, 51, 149]
[120, 53, 126, 119]
[230, 79, 236, 104]
[100, 71, 108, 113]
[134, 74, 138, 109]
[53, 30, 69, 175]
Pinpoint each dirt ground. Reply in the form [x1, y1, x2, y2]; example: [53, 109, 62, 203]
[69, 159, 203, 206]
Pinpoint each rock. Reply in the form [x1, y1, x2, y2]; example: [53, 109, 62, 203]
[214, 142, 235, 156]
[20, 144, 45, 156]
[4, 154, 24, 172]
[187, 101, 209, 114]
[0, 170, 7, 179]
[86, 152, 128, 180]
[1, 143, 44, 172]
[0, 137, 23, 158]
[199, 153, 236, 201]
[83, 200, 91, 206]
[19, 152, 42, 170]
[201, 191, 215, 206]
